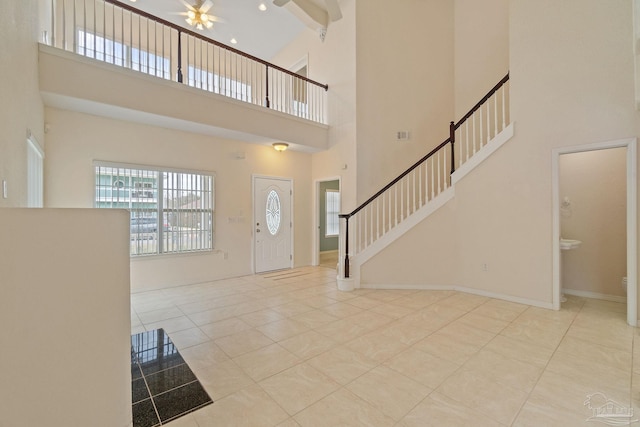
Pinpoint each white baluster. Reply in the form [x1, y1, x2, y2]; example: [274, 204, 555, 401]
[356, 214, 360, 253]
[437, 152, 441, 196]
[419, 163, 423, 208]
[387, 190, 391, 232]
[405, 176, 409, 216]
[502, 85, 507, 129]
[400, 179, 404, 221]
[486, 102, 491, 142]
[479, 107, 484, 148]
[380, 190, 389, 236]
[442, 148, 449, 190]
[458, 127, 462, 169]
[363, 207, 367, 248]
[394, 184, 398, 226]
[430, 157, 435, 200]
[472, 113, 477, 155]
[376, 199, 380, 240]
[494, 94, 498, 136]
[413, 169, 417, 213]
[465, 121, 470, 161]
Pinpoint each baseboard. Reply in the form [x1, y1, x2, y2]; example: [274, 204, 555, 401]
[564, 289, 627, 303]
[359, 282, 554, 310]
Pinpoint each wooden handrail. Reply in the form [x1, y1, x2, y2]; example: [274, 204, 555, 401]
[339, 137, 451, 219]
[340, 72, 510, 220]
[104, 0, 328, 90]
[339, 73, 509, 279]
[454, 72, 509, 131]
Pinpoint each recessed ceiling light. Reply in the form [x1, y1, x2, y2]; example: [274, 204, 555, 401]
[230, 38, 238, 44]
[258, 3, 267, 11]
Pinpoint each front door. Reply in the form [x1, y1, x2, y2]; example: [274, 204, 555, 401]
[254, 176, 293, 273]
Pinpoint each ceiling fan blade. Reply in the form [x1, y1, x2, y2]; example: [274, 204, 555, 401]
[178, 0, 195, 11]
[273, 0, 290, 7]
[200, 0, 213, 13]
[291, 0, 328, 27]
[325, 0, 342, 21]
[207, 15, 226, 23]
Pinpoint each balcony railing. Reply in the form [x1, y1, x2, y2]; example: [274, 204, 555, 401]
[47, 0, 328, 124]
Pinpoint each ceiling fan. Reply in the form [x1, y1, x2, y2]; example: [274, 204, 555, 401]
[176, 0, 224, 30]
[273, 0, 342, 29]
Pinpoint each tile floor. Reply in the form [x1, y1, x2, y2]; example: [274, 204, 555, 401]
[130, 267, 640, 426]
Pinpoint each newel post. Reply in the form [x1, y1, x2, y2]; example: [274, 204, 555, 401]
[339, 214, 350, 278]
[449, 121, 456, 180]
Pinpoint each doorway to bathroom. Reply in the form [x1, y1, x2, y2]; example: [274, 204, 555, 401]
[552, 138, 637, 326]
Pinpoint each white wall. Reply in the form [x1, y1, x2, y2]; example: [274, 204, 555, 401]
[0, 208, 131, 427]
[44, 107, 313, 291]
[454, 0, 509, 118]
[355, 0, 455, 202]
[0, 0, 46, 207]
[359, 0, 640, 308]
[560, 148, 627, 298]
[361, 200, 459, 286]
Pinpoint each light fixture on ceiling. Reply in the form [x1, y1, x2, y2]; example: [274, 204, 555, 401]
[258, 2, 267, 11]
[186, 9, 213, 30]
[272, 142, 289, 152]
[230, 38, 238, 44]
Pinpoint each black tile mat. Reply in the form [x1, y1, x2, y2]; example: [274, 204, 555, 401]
[131, 329, 213, 426]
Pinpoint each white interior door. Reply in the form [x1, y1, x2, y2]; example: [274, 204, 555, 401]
[254, 176, 293, 273]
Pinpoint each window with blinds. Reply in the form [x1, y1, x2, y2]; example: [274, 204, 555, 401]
[325, 189, 340, 237]
[95, 162, 214, 257]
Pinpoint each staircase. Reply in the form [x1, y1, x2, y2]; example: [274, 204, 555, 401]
[338, 74, 512, 290]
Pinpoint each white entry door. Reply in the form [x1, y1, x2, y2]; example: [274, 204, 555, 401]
[254, 176, 293, 273]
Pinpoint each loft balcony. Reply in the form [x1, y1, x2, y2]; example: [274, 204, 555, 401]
[39, 0, 329, 152]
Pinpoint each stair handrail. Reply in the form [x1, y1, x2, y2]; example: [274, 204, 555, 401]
[102, 0, 329, 90]
[339, 72, 510, 278]
[454, 73, 509, 131]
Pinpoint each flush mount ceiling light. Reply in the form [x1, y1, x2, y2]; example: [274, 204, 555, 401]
[258, 2, 267, 11]
[272, 142, 289, 152]
[186, 9, 213, 30]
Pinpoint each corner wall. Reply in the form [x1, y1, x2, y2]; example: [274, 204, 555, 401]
[0, 208, 131, 427]
[270, 0, 358, 218]
[454, 0, 509, 118]
[0, 0, 46, 206]
[355, 0, 455, 202]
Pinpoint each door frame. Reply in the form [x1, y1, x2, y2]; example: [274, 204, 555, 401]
[252, 174, 294, 273]
[313, 176, 341, 266]
[551, 138, 637, 325]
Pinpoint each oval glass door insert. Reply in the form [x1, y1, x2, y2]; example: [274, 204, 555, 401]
[266, 190, 281, 235]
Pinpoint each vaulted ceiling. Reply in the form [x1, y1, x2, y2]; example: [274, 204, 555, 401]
[125, 0, 328, 60]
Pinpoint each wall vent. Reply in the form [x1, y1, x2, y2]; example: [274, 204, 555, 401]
[396, 131, 411, 141]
